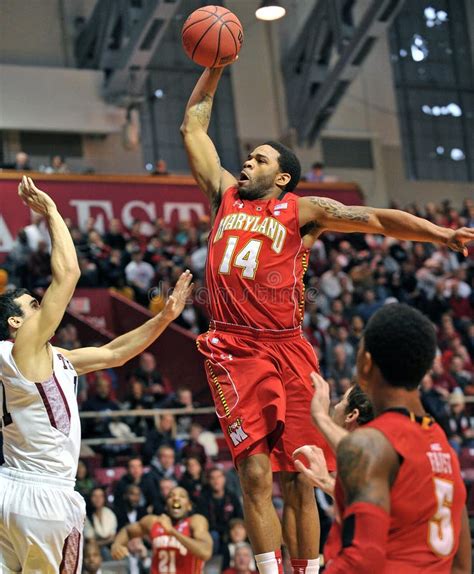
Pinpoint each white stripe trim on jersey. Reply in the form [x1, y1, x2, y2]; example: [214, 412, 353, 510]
[291, 238, 304, 328]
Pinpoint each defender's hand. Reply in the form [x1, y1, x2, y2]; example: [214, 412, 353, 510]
[310, 372, 331, 425]
[293, 445, 332, 491]
[111, 542, 129, 560]
[18, 176, 57, 216]
[156, 514, 173, 534]
[160, 270, 193, 322]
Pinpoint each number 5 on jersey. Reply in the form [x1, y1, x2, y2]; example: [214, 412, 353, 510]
[219, 237, 262, 279]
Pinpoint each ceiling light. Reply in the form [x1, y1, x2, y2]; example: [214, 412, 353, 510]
[256, 1, 286, 21]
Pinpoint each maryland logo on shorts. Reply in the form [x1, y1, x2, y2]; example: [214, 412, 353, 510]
[227, 418, 249, 446]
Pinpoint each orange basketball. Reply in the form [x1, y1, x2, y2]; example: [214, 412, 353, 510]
[182, 5, 243, 68]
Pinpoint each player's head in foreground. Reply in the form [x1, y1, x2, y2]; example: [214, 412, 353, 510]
[165, 486, 193, 522]
[357, 303, 437, 411]
[238, 140, 301, 200]
[332, 383, 374, 430]
[0, 288, 39, 340]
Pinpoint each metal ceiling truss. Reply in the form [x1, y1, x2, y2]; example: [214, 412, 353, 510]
[283, 0, 406, 145]
[75, 0, 182, 105]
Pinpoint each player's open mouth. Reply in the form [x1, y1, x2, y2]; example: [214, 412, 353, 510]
[172, 502, 181, 509]
[238, 171, 250, 184]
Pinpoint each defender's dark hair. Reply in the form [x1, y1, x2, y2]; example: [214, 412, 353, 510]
[364, 304, 436, 390]
[0, 288, 30, 340]
[264, 140, 301, 193]
[345, 384, 374, 425]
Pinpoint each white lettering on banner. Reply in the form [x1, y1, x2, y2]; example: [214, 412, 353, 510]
[70, 200, 114, 234]
[0, 216, 14, 252]
[121, 201, 157, 228]
[163, 202, 205, 223]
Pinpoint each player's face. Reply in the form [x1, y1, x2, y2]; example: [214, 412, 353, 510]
[332, 387, 351, 427]
[234, 546, 253, 569]
[11, 294, 40, 328]
[166, 487, 192, 520]
[238, 145, 282, 200]
[83, 545, 102, 572]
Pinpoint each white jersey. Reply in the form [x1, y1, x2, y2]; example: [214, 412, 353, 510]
[0, 341, 81, 480]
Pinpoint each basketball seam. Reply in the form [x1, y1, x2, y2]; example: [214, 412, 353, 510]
[222, 22, 238, 56]
[211, 22, 224, 68]
[182, 13, 216, 35]
[191, 18, 221, 60]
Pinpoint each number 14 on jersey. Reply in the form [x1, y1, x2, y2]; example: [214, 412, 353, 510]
[219, 237, 262, 280]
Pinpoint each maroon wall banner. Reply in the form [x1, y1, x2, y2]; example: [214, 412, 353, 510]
[0, 173, 362, 258]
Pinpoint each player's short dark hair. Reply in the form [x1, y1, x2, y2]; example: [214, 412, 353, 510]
[345, 384, 374, 425]
[364, 304, 436, 390]
[0, 288, 30, 340]
[264, 141, 301, 193]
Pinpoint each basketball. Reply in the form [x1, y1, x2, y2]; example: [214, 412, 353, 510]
[182, 5, 243, 68]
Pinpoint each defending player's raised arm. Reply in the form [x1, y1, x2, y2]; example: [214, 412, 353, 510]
[111, 516, 156, 560]
[14, 177, 80, 352]
[324, 428, 400, 574]
[60, 270, 192, 375]
[299, 196, 474, 255]
[180, 67, 237, 205]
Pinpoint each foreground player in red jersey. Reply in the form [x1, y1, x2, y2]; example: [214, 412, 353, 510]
[323, 304, 471, 573]
[181, 64, 474, 574]
[111, 486, 212, 573]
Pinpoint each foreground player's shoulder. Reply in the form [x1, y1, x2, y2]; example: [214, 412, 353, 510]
[337, 428, 400, 505]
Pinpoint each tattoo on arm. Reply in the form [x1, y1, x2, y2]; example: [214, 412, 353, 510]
[337, 431, 398, 509]
[310, 197, 371, 224]
[192, 92, 214, 131]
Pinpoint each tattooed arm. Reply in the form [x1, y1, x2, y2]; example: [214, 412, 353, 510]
[299, 196, 474, 255]
[324, 428, 400, 573]
[180, 68, 237, 208]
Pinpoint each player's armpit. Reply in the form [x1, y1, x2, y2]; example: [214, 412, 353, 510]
[451, 506, 472, 574]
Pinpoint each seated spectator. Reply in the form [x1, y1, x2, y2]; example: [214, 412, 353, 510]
[162, 386, 198, 433]
[179, 456, 205, 502]
[447, 391, 474, 454]
[356, 289, 383, 322]
[84, 487, 118, 561]
[303, 161, 325, 182]
[2, 150, 31, 171]
[113, 457, 151, 511]
[222, 520, 256, 572]
[134, 352, 168, 404]
[41, 154, 69, 174]
[181, 423, 208, 466]
[420, 373, 450, 432]
[114, 484, 148, 531]
[196, 467, 243, 554]
[186, 421, 218, 461]
[104, 218, 127, 251]
[326, 345, 354, 396]
[319, 261, 353, 300]
[125, 248, 155, 305]
[122, 378, 155, 436]
[3, 229, 31, 286]
[82, 541, 103, 574]
[102, 248, 127, 289]
[24, 213, 51, 252]
[143, 446, 179, 511]
[142, 412, 177, 464]
[75, 459, 96, 500]
[223, 543, 256, 574]
[143, 476, 178, 515]
[152, 158, 169, 176]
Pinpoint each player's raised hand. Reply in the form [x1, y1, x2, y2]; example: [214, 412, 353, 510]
[293, 445, 333, 494]
[446, 227, 474, 256]
[111, 542, 129, 560]
[160, 270, 193, 323]
[18, 176, 57, 216]
[310, 371, 331, 426]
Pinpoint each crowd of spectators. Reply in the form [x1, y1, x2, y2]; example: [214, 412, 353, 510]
[1, 194, 473, 571]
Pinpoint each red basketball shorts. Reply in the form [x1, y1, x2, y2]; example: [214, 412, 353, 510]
[197, 321, 336, 473]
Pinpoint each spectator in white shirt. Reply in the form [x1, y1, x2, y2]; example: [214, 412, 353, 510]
[125, 248, 155, 305]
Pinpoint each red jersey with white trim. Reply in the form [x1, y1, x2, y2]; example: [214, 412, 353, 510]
[206, 187, 308, 329]
[150, 517, 204, 574]
[327, 410, 466, 573]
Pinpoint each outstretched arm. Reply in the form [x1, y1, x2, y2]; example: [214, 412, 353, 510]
[61, 271, 192, 375]
[180, 68, 237, 208]
[299, 197, 474, 255]
[324, 428, 400, 573]
[14, 177, 80, 357]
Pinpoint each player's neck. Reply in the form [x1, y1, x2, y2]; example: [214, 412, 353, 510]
[372, 383, 425, 417]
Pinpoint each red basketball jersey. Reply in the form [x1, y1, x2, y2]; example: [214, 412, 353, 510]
[150, 517, 204, 574]
[327, 411, 466, 573]
[206, 187, 308, 329]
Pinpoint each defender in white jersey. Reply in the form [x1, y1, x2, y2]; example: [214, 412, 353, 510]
[0, 177, 193, 573]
